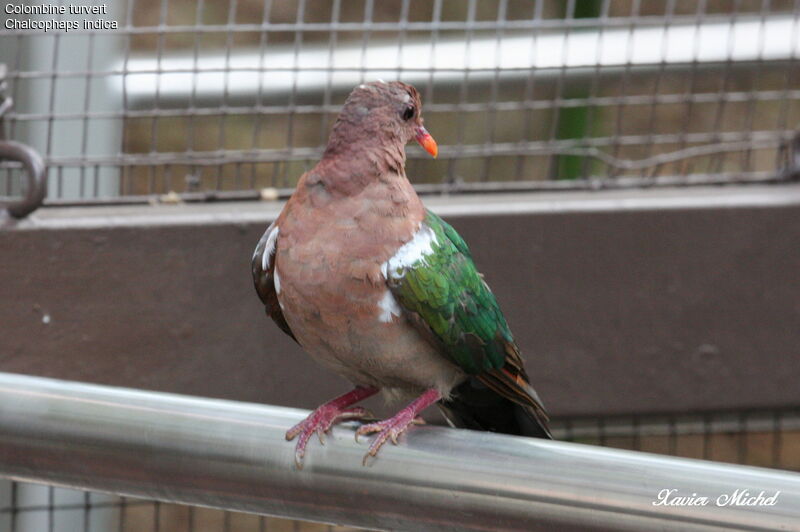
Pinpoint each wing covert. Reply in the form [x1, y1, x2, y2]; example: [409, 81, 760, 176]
[384, 210, 514, 374]
[252, 223, 297, 342]
[385, 210, 549, 432]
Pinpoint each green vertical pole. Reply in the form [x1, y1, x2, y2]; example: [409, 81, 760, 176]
[555, 0, 600, 180]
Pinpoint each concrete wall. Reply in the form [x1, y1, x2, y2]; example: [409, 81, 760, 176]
[2, 185, 799, 418]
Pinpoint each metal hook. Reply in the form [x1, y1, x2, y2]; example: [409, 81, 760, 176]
[0, 141, 47, 219]
[0, 63, 47, 219]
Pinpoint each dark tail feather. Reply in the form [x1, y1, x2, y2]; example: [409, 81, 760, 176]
[438, 377, 552, 439]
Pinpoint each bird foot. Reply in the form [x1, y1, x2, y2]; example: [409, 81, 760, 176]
[355, 409, 425, 465]
[286, 404, 372, 469]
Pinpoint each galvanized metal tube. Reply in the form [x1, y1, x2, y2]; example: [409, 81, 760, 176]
[0, 373, 797, 531]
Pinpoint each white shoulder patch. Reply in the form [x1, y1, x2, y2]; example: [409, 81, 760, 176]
[256, 224, 279, 272]
[273, 266, 281, 294]
[377, 290, 402, 323]
[382, 223, 439, 280]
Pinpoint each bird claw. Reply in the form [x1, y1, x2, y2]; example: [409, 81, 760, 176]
[286, 405, 372, 468]
[355, 410, 422, 465]
[294, 448, 306, 469]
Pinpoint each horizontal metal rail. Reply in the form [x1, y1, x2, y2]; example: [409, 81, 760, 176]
[113, 15, 800, 105]
[0, 14, 783, 38]
[13, 129, 794, 167]
[0, 373, 798, 531]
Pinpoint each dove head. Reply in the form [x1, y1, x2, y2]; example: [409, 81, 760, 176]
[323, 81, 438, 164]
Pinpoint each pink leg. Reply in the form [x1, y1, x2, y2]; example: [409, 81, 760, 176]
[355, 388, 441, 465]
[287, 386, 378, 468]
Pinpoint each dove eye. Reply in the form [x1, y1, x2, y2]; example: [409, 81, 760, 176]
[402, 105, 415, 121]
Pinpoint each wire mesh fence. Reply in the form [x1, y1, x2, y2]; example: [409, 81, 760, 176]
[1, 406, 798, 532]
[0, 485, 356, 532]
[1, 0, 799, 208]
[2, 2, 798, 528]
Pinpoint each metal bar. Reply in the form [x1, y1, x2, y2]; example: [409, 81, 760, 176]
[19, 129, 791, 168]
[111, 15, 800, 106]
[2, 13, 794, 37]
[0, 373, 798, 531]
[9, 88, 800, 122]
[21, 174, 798, 210]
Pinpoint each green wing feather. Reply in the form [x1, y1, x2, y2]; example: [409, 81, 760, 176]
[387, 210, 550, 435]
[387, 210, 511, 374]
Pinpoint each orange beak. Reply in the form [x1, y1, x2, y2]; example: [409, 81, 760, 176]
[415, 126, 438, 158]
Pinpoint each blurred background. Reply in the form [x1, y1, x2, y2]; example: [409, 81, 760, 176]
[1, 0, 799, 531]
[2, 0, 799, 202]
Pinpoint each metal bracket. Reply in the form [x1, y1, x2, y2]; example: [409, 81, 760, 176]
[0, 64, 47, 219]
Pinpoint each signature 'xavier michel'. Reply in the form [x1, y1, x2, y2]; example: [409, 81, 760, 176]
[252, 81, 551, 467]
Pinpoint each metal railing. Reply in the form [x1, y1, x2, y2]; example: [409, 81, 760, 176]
[0, 372, 798, 531]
